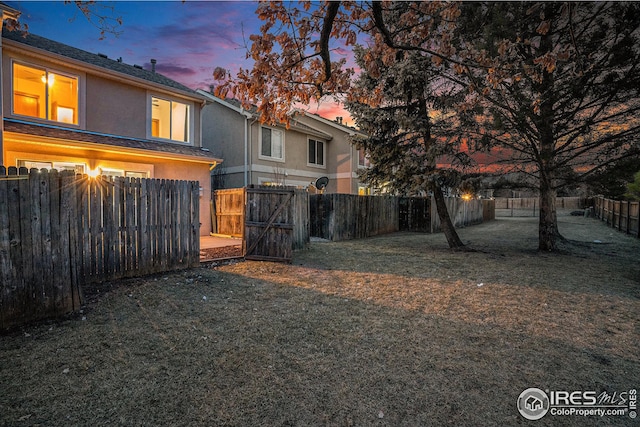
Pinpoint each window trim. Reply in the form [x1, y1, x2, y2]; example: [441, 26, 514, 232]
[11, 60, 80, 127]
[358, 149, 371, 168]
[17, 159, 86, 174]
[307, 137, 326, 169]
[258, 125, 285, 162]
[148, 94, 193, 145]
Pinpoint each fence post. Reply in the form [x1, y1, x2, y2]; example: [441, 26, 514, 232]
[625, 201, 631, 234]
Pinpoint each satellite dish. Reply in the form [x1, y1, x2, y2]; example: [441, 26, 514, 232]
[315, 176, 329, 191]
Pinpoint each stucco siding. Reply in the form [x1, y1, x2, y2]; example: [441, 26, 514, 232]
[202, 101, 245, 165]
[155, 161, 212, 236]
[85, 75, 147, 137]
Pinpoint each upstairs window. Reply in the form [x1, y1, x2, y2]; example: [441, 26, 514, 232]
[358, 149, 371, 168]
[308, 138, 325, 166]
[13, 62, 78, 125]
[151, 96, 190, 143]
[260, 126, 284, 160]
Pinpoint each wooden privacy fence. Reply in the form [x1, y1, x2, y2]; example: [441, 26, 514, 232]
[1, 167, 82, 329]
[494, 196, 586, 216]
[212, 188, 245, 237]
[213, 186, 309, 255]
[483, 199, 496, 222]
[310, 194, 399, 241]
[311, 194, 493, 241]
[399, 197, 431, 232]
[593, 196, 640, 237]
[1, 167, 200, 329]
[244, 186, 309, 262]
[430, 197, 486, 233]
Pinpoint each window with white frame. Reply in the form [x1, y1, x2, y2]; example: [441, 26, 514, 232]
[99, 168, 149, 178]
[260, 126, 284, 160]
[151, 96, 190, 143]
[12, 62, 79, 125]
[358, 149, 371, 168]
[308, 138, 325, 167]
[18, 160, 85, 174]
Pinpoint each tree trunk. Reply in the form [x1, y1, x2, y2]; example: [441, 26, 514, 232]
[536, 8, 560, 252]
[432, 184, 465, 249]
[538, 177, 558, 251]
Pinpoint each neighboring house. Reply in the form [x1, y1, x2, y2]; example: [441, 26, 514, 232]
[294, 112, 372, 195]
[199, 90, 370, 194]
[0, 10, 221, 235]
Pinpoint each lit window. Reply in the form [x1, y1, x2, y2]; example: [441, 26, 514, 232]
[260, 127, 284, 160]
[151, 96, 190, 143]
[18, 160, 85, 174]
[308, 139, 325, 166]
[358, 185, 371, 195]
[13, 63, 78, 124]
[99, 169, 149, 178]
[125, 171, 149, 178]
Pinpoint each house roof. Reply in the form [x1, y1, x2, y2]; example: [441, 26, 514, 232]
[197, 90, 334, 140]
[2, 28, 203, 99]
[0, 2, 20, 21]
[4, 118, 222, 164]
[297, 111, 366, 137]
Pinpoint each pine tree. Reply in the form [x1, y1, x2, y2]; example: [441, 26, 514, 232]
[346, 47, 468, 249]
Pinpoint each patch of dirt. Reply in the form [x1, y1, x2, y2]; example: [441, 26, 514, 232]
[1, 216, 638, 426]
[200, 245, 243, 261]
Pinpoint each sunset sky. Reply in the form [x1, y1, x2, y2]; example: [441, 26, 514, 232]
[6, 1, 351, 120]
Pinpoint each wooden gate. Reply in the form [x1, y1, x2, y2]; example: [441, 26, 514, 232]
[244, 187, 295, 262]
[212, 188, 245, 237]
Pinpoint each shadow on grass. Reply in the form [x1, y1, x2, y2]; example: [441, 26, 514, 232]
[0, 267, 637, 426]
[298, 217, 640, 301]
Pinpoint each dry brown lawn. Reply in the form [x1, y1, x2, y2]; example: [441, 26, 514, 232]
[1, 215, 638, 426]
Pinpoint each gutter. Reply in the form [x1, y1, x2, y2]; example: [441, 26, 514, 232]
[2, 38, 207, 103]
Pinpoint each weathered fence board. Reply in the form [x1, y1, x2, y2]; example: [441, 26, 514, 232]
[0, 168, 201, 329]
[311, 194, 493, 241]
[430, 197, 485, 233]
[245, 186, 295, 262]
[399, 197, 431, 232]
[310, 194, 400, 241]
[483, 199, 496, 222]
[292, 189, 310, 250]
[212, 188, 245, 237]
[594, 196, 639, 237]
[494, 196, 586, 217]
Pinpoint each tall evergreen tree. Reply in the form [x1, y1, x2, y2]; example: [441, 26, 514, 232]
[451, 2, 640, 249]
[346, 47, 467, 249]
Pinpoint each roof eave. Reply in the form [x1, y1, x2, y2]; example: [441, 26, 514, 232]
[3, 37, 208, 103]
[1, 3, 20, 21]
[197, 89, 255, 118]
[6, 131, 223, 165]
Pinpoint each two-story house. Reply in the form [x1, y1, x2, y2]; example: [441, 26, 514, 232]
[199, 90, 370, 194]
[0, 15, 222, 235]
[293, 112, 372, 195]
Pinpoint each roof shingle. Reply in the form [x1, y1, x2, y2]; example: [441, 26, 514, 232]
[2, 28, 198, 95]
[4, 118, 221, 162]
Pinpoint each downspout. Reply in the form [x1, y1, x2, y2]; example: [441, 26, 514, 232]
[0, 5, 21, 166]
[248, 116, 258, 186]
[199, 99, 207, 148]
[241, 110, 252, 186]
[349, 132, 356, 194]
[351, 141, 355, 194]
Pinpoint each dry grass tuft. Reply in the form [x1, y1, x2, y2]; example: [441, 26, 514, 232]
[1, 216, 638, 426]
